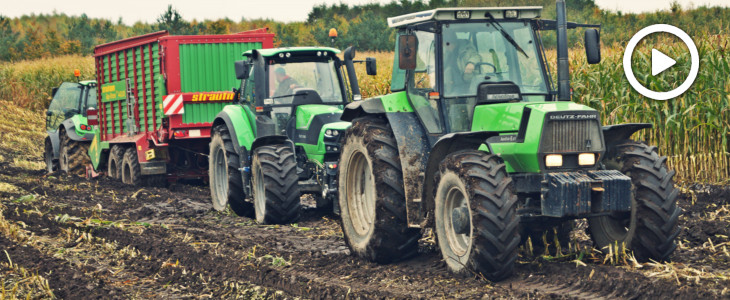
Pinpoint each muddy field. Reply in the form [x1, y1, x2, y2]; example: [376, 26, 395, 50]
[0, 144, 728, 299]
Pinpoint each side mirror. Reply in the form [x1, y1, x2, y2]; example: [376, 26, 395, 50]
[235, 60, 250, 79]
[86, 108, 98, 126]
[398, 35, 418, 70]
[51, 87, 58, 98]
[365, 57, 377, 76]
[585, 29, 601, 64]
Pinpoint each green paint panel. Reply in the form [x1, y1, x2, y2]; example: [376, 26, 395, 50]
[182, 102, 228, 124]
[380, 91, 413, 113]
[179, 42, 262, 93]
[295, 105, 342, 129]
[100, 81, 127, 103]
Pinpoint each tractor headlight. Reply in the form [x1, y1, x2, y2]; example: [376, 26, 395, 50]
[545, 154, 563, 167]
[332, 130, 339, 136]
[578, 153, 596, 166]
[325, 129, 333, 136]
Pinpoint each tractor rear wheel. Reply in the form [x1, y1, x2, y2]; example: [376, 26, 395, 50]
[209, 126, 252, 216]
[44, 138, 58, 173]
[121, 148, 142, 186]
[434, 150, 520, 281]
[338, 116, 420, 263]
[252, 144, 301, 224]
[107, 145, 124, 179]
[588, 140, 680, 261]
[59, 133, 90, 176]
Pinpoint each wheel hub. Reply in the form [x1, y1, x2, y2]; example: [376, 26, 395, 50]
[451, 207, 471, 235]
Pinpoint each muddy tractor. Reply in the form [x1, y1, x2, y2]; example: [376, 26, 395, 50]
[209, 47, 375, 224]
[44, 75, 97, 175]
[337, 1, 680, 281]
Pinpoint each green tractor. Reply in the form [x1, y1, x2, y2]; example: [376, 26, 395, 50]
[44, 77, 97, 175]
[209, 46, 374, 224]
[337, 1, 680, 281]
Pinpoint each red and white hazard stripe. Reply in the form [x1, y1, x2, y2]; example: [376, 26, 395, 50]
[163, 94, 185, 115]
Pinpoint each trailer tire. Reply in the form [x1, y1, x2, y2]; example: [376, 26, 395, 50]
[121, 148, 142, 186]
[338, 116, 420, 263]
[59, 132, 90, 176]
[433, 150, 520, 281]
[107, 145, 124, 179]
[209, 125, 252, 216]
[44, 138, 58, 173]
[252, 144, 301, 224]
[588, 140, 680, 262]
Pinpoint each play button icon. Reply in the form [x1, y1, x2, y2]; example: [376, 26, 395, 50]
[623, 24, 699, 100]
[651, 49, 676, 76]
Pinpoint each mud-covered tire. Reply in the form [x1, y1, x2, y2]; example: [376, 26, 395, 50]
[121, 148, 142, 186]
[209, 126, 252, 216]
[44, 138, 58, 173]
[107, 145, 124, 179]
[588, 140, 681, 262]
[59, 132, 90, 176]
[433, 150, 520, 281]
[252, 144, 300, 224]
[338, 116, 420, 263]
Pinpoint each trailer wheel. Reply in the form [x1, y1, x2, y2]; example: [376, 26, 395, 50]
[121, 148, 142, 186]
[433, 150, 520, 281]
[588, 140, 680, 262]
[107, 145, 124, 179]
[44, 138, 58, 173]
[251, 144, 301, 224]
[338, 116, 420, 263]
[209, 126, 252, 216]
[59, 132, 90, 176]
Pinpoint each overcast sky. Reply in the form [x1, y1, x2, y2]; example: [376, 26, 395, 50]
[2, 0, 728, 25]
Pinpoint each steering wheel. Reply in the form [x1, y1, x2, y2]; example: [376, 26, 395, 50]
[471, 62, 498, 75]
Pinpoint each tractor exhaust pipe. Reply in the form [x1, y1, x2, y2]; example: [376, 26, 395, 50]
[556, 0, 570, 101]
[343, 47, 362, 100]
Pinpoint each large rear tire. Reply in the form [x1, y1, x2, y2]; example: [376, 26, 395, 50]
[209, 126, 252, 216]
[588, 140, 680, 261]
[44, 138, 58, 173]
[338, 116, 420, 263]
[433, 150, 520, 281]
[252, 144, 301, 224]
[59, 132, 90, 176]
[107, 145, 124, 179]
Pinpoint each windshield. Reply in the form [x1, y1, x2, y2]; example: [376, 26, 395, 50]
[268, 60, 344, 103]
[47, 82, 82, 130]
[442, 22, 549, 98]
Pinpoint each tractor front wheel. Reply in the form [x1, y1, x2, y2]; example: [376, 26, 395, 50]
[251, 144, 301, 224]
[433, 150, 520, 281]
[338, 116, 420, 263]
[209, 126, 252, 216]
[588, 140, 680, 261]
[44, 138, 58, 173]
[59, 133, 90, 176]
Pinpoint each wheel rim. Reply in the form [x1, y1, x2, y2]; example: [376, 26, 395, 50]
[346, 150, 375, 236]
[45, 144, 54, 172]
[122, 162, 130, 184]
[212, 145, 228, 208]
[60, 146, 69, 172]
[254, 162, 266, 221]
[443, 185, 472, 257]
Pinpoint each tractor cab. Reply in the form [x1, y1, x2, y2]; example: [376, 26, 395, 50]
[46, 80, 97, 132]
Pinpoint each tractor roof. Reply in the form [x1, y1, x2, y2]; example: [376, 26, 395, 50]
[243, 47, 341, 58]
[78, 80, 96, 86]
[387, 7, 543, 28]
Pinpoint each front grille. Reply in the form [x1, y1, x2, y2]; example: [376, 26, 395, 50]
[540, 117, 603, 153]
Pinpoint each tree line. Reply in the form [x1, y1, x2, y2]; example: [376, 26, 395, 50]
[0, 0, 728, 62]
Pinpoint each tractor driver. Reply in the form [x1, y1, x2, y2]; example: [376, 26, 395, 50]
[443, 30, 482, 95]
[273, 67, 300, 97]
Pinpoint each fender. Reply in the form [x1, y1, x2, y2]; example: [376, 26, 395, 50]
[341, 97, 385, 122]
[602, 123, 652, 149]
[61, 119, 94, 141]
[212, 105, 257, 155]
[420, 131, 500, 227]
[46, 131, 61, 159]
[251, 135, 295, 155]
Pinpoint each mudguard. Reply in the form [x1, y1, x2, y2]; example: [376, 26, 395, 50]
[420, 131, 500, 226]
[340, 97, 385, 122]
[602, 123, 652, 148]
[251, 135, 295, 155]
[212, 106, 257, 157]
[61, 119, 94, 141]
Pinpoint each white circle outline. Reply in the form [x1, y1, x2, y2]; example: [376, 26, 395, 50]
[622, 24, 699, 101]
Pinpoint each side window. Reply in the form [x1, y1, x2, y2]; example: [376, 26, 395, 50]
[86, 87, 98, 110]
[47, 83, 82, 130]
[407, 30, 442, 134]
[390, 34, 406, 92]
[241, 65, 255, 104]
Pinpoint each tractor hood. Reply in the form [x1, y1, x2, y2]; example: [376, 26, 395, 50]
[295, 105, 343, 130]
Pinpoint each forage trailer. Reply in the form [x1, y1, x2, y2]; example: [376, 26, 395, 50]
[86, 29, 274, 185]
[337, 1, 680, 281]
